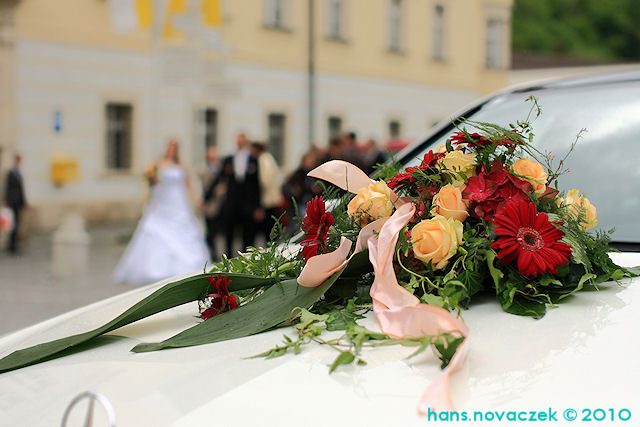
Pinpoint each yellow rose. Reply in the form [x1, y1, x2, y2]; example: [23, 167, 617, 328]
[438, 150, 476, 178]
[564, 189, 598, 230]
[435, 144, 448, 154]
[431, 184, 469, 222]
[512, 158, 547, 196]
[347, 180, 394, 226]
[411, 215, 463, 270]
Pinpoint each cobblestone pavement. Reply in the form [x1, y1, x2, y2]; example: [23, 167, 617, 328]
[0, 223, 136, 337]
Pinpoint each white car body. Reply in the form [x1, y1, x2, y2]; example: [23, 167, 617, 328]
[4, 69, 640, 426]
[0, 252, 637, 426]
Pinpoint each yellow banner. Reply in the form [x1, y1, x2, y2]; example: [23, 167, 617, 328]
[202, 0, 222, 27]
[135, 0, 153, 29]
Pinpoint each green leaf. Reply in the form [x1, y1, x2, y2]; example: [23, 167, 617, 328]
[132, 274, 341, 353]
[325, 310, 364, 331]
[486, 249, 504, 289]
[610, 269, 625, 281]
[0, 273, 275, 374]
[329, 351, 355, 373]
[345, 324, 388, 353]
[420, 293, 447, 308]
[500, 292, 547, 319]
[433, 335, 466, 369]
[293, 308, 328, 333]
[556, 273, 596, 301]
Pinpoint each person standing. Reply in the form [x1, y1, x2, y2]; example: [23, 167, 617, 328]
[113, 140, 210, 285]
[342, 131, 364, 170]
[199, 146, 223, 259]
[209, 132, 260, 257]
[362, 137, 388, 175]
[4, 155, 27, 254]
[251, 141, 283, 240]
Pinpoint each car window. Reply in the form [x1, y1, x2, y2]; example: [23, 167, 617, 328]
[403, 82, 640, 244]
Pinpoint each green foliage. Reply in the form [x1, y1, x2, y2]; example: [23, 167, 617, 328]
[132, 274, 340, 353]
[0, 273, 277, 373]
[512, 0, 640, 61]
[252, 297, 464, 373]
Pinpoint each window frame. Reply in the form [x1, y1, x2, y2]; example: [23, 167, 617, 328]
[267, 112, 287, 165]
[387, 0, 404, 53]
[327, 115, 343, 143]
[431, 3, 446, 61]
[104, 102, 134, 172]
[263, 0, 292, 32]
[325, 0, 348, 42]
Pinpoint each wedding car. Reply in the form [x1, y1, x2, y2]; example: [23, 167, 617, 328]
[1, 70, 639, 426]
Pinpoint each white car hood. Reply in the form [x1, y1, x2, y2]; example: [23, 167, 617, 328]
[1, 253, 638, 426]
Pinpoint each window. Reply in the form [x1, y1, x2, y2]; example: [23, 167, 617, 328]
[432, 4, 445, 60]
[263, 0, 289, 30]
[328, 116, 343, 143]
[486, 17, 504, 68]
[199, 108, 218, 148]
[389, 120, 401, 139]
[194, 107, 218, 160]
[268, 113, 286, 164]
[387, 0, 403, 52]
[325, 0, 345, 40]
[105, 103, 133, 170]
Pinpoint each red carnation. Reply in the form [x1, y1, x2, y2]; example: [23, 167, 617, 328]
[491, 200, 572, 276]
[387, 172, 415, 190]
[463, 160, 532, 222]
[201, 274, 238, 320]
[451, 131, 491, 148]
[300, 196, 335, 261]
[387, 150, 443, 192]
[417, 150, 444, 168]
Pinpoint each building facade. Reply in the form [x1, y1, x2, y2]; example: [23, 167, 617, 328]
[0, 0, 512, 230]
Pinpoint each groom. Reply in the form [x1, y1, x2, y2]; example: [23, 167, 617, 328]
[4, 154, 27, 254]
[206, 133, 261, 257]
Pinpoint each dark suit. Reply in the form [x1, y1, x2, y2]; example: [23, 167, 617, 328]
[4, 167, 26, 253]
[205, 151, 260, 257]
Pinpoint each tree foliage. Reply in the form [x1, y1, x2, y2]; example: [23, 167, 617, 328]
[512, 0, 640, 61]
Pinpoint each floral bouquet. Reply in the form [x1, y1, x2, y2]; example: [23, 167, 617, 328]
[0, 108, 635, 414]
[143, 162, 159, 187]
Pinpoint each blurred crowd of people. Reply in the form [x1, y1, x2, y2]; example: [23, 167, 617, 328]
[2, 132, 388, 285]
[201, 131, 388, 261]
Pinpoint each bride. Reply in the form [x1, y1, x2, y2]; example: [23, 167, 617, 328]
[113, 140, 210, 285]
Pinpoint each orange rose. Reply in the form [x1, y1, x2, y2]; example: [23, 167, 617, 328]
[411, 215, 463, 269]
[512, 158, 547, 196]
[431, 184, 469, 222]
[563, 189, 598, 230]
[347, 180, 394, 226]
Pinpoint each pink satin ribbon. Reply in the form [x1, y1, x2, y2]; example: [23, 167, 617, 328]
[297, 160, 469, 412]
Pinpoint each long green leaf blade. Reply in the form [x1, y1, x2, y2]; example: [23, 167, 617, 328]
[0, 273, 275, 373]
[132, 274, 341, 353]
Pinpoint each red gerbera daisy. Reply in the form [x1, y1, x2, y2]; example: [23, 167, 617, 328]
[300, 196, 335, 261]
[491, 200, 572, 276]
[201, 274, 238, 320]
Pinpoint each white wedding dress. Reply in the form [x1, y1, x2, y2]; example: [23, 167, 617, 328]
[113, 165, 210, 286]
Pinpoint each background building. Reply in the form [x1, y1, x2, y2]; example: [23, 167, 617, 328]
[0, 0, 512, 230]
